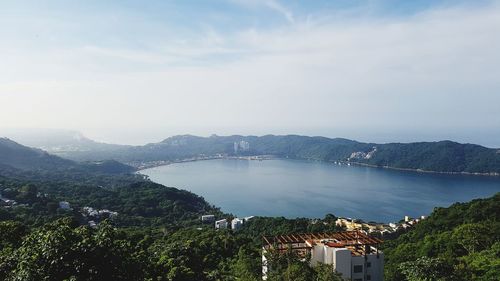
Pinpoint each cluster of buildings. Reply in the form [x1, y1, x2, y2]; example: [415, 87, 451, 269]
[393, 215, 426, 230]
[1, 193, 74, 214]
[348, 147, 378, 161]
[81, 206, 118, 227]
[82, 206, 118, 218]
[201, 214, 254, 231]
[335, 215, 426, 236]
[262, 231, 384, 281]
[234, 140, 250, 154]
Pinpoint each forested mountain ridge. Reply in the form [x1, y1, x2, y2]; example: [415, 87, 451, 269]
[359, 140, 500, 174]
[0, 137, 75, 170]
[36, 134, 500, 175]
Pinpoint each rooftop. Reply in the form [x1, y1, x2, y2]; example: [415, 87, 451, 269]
[263, 231, 383, 256]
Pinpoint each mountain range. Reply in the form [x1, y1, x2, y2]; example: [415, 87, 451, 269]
[2, 130, 500, 175]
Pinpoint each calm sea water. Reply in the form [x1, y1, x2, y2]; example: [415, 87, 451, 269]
[141, 159, 500, 222]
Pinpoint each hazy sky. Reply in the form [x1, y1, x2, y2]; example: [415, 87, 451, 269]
[1, 0, 500, 146]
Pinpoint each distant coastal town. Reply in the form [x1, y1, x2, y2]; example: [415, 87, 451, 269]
[133, 154, 276, 170]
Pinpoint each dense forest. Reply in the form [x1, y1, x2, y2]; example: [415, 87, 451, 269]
[0, 138, 499, 280]
[34, 134, 500, 174]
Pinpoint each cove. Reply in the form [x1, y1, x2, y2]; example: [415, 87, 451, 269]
[141, 159, 500, 222]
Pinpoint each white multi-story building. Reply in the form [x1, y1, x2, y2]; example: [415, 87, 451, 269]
[262, 231, 383, 281]
[231, 218, 244, 231]
[215, 219, 228, 229]
[234, 140, 250, 153]
[201, 215, 215, 222]
[240, 141, 250, 151]
[309, 240, 384, 281]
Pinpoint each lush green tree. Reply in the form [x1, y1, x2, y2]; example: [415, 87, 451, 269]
[147, 228, 246, 281]
[0, 218, 145, 281]
[0, 220, 27, 249]
[313, 263, 344, 281]
[233, 246, 261, 281]
[283, 262, 313, 281]
[399, 256, 454, 281]
[452, 223, 492, 254]
[458, 242, 500, 281]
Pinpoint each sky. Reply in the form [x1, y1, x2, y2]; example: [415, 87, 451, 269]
[1, 0, 500, 146]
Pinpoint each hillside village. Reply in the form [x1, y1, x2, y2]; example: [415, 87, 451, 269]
[335, 216, 426, 237]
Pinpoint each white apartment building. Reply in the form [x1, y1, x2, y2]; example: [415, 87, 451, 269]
[231, 218, 244, 230]
[309, 240, 384, 281]
[262, 231, 384, 281]
[201, 215, 215, 222]
[215, 219, 228, 229]
[234, 140, 250, 153]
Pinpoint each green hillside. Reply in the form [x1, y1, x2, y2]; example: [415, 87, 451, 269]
[383, 193, 500, 281]
[363, 141, 500, 174]
[0, 138, 134, 174]
[0, 138, 75, 170]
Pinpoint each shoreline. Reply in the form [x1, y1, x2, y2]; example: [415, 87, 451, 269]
[134, 154, 500, 177]
[344, 160, 500, 177]
[133, 155, 277, 171]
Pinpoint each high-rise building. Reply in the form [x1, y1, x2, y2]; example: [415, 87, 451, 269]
[234, 140, 250, 154]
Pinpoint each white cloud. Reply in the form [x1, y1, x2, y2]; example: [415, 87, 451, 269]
[263, 0, 294, 23]
[228, 0, 294, 23]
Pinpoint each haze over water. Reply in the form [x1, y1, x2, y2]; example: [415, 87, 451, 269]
[142, 159, 500, 222]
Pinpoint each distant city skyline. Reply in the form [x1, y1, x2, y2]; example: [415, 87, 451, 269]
[1, 1, 499, 147]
